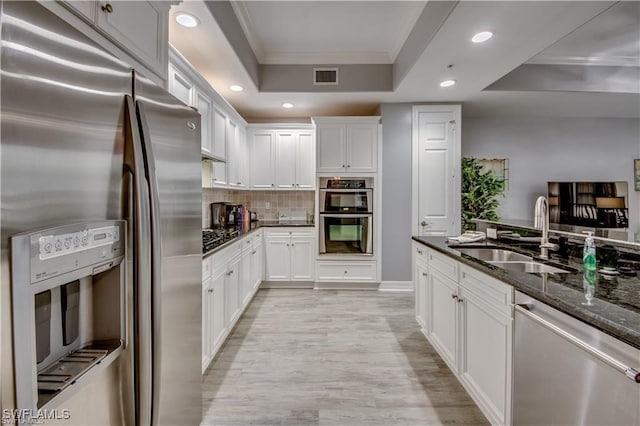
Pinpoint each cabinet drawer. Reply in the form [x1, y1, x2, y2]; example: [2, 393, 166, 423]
[459, 264, 513, 315]
[429, 250, 458, 282]
[202, 257, 212, 281]
[266, 228, 314, 239]
[316, 261, 377, 282]
[211, 240, 242, 269]
[413, 242, 429, 264]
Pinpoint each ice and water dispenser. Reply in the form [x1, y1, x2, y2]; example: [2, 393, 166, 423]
[11, 220, 126, 410]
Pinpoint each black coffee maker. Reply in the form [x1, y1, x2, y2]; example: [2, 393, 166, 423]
[210, 202, 238, 228]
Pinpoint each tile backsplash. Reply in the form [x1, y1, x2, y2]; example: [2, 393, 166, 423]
[203, 188, 314, 228]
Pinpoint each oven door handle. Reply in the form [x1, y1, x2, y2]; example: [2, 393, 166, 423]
[319, 214, 372, 218]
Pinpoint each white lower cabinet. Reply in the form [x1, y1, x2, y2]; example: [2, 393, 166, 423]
[315, 261, 377, 282]
[413, 242, 429, 329]
[202, 230, 264, 372]
[265, 228, 315, 282]
[414, 244, 513, 425]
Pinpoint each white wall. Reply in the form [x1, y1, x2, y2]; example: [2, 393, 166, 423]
[462, 117, 640, 230]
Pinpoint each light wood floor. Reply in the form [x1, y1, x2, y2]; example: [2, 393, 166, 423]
[202, 289, 489, 425]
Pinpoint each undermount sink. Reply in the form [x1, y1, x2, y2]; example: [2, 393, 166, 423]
[488, 261, 571, 274]
[455, 248, 532, 262]
[454, 247, 572, 274]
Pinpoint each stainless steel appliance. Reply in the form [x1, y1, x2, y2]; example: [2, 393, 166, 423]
[319, 177, 373, 213]
[1, 2, 201, 424]
[319, 214, 372, 254]
[513, 290, 640, 425]
[319, 178, 374, 255]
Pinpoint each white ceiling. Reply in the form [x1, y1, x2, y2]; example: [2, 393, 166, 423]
[168, 1, 640, 121]
[230, 1, 427, 64]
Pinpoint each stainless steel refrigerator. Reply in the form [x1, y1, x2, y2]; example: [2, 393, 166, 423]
[1, 2, 201, 424]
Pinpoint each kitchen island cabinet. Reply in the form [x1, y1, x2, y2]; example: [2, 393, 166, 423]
[413, 240, 513, 425]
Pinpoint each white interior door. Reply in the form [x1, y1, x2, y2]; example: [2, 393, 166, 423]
[412, 105, 461, 236]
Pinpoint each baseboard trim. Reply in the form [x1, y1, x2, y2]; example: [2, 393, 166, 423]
[379, 281, 413, 292]
[313, 281, 379, 290]
[260, 281, 315, 289]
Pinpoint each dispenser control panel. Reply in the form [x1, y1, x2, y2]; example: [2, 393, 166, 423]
[38, 226, 120, 260]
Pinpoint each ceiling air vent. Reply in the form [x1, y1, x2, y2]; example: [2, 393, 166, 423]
[314, 68, 338, 85]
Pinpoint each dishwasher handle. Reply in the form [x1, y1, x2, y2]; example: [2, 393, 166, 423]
[515, 303, 640, 383]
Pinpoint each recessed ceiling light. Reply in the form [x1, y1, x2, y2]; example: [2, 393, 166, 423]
[175, 13, 199, 28]
[229, 85, 244, 92]
[439, 80, 456, 88]
[472, 31, 493, 43]
[282, 102, 294, 108]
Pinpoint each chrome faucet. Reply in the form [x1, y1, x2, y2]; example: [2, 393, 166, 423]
[534, 196, 559, 259]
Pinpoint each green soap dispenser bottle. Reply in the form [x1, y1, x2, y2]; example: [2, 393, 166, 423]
[583, 231, 597, 271]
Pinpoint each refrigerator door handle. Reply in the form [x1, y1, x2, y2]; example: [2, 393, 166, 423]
[135, 99, 163, 424]
[123, 95, 153, 426]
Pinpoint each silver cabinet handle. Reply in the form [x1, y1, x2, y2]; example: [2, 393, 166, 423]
[342, 164, 346, 168]
[207, 288, 213, 293]
[515, 304, 640, 383]
[451, 294, 457, 300]
[226, 270, 234, 276]
[101, 3, 113, 13]
[457, 297, 464, 304]
[347, 164, 351, 168]
[291, 243, 295, 246]
[271, 183, 274, 187]
[251, 250, 257, 255]
[422, 272, 428, 277]
[417, 248, 423, 254]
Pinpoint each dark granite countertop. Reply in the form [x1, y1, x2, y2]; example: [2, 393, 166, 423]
[412, 236, 640, 350]
[203, 221, 314, 258]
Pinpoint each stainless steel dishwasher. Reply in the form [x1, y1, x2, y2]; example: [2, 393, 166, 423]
[513, 290, 640, 425]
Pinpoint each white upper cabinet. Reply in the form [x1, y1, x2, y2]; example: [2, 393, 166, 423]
[212, 108, 228, 162]
[314, 117, 379, 173]
[62, 1, 170, 80]
[195, 90, 213, 155]
[295, 131, 315, 189]
[249, 126, 315, 190]
[251, 130, 276, 189]
[168, 64, 194, 106]
[275, 132, 296, 189]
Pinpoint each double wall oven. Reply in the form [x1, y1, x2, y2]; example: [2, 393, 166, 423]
[319, 177, 373, 255]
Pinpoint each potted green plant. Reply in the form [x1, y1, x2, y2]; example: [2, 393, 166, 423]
[461, 157, 505, 231]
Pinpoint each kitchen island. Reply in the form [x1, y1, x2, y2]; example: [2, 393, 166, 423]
[412, 236, 640, 348]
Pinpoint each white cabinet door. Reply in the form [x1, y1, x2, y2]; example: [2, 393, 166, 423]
[458, 287, 512, 425]
[239, 126, 249, 188]
[265, 239, 291, 280]
[202, 278, 212, 372]
[347, 124, 377, 172]
[96, 1, 167, 77]
[213, 108, 227, 163]
[240, 246, 252, 306]
[195, 90, 213, 155]
[251, 241, 264, 289]
[296, 131, 315, 190]
[251, 131, 275, 189]
[224, 257, 241, 326]
[317, 125, 346, 172]
[211, 270, 226, 354]
[275, 132, 296, 189]
[227, 120, 241, 187]
[427, 269, 458, 373]
[413, 105, 461, 236]
[168, 64, 194, 107]
[290, 237, 314, 281]
[415, 262, 428, 329]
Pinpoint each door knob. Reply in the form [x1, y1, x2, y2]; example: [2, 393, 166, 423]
[421, 220, 430, 227]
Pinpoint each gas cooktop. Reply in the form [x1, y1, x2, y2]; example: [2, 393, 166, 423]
[202, 228, 239, 253]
